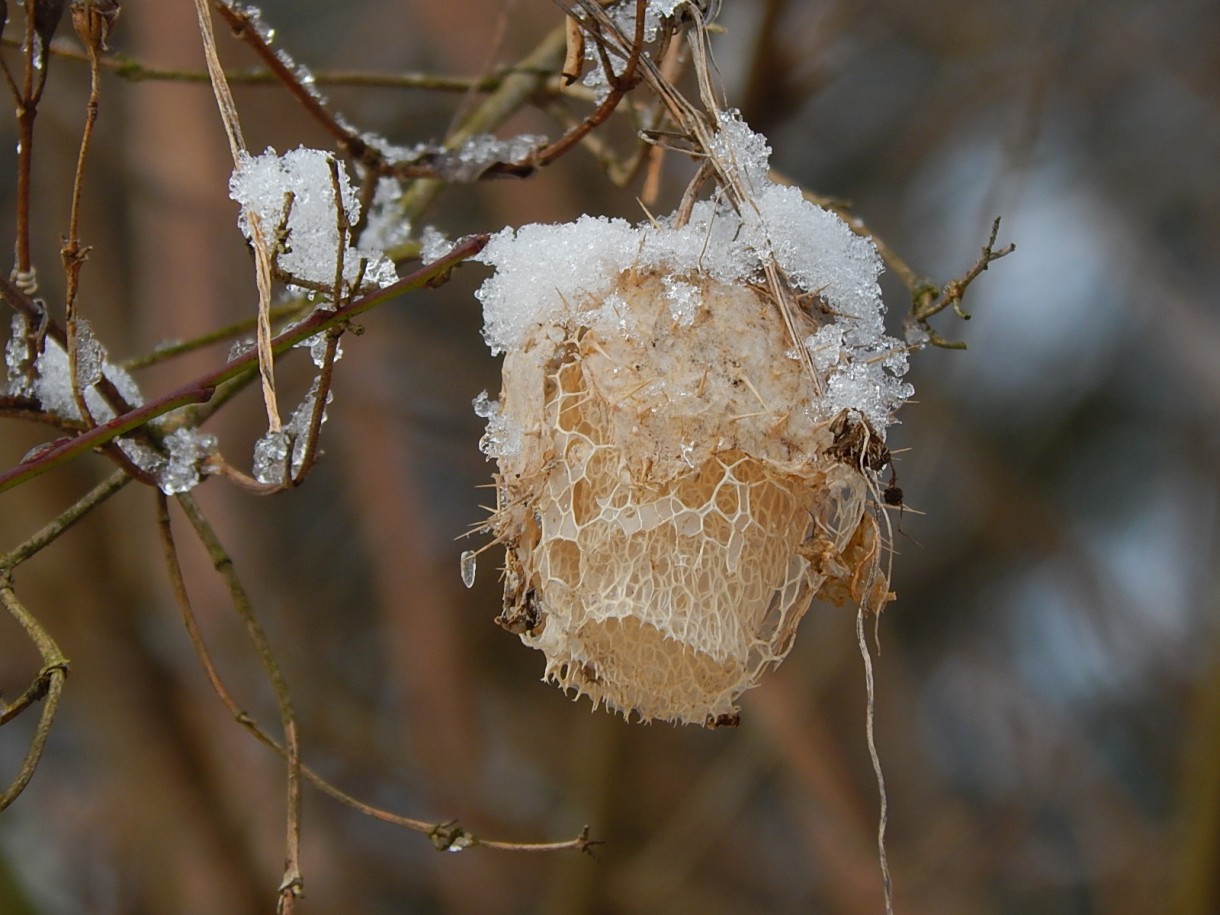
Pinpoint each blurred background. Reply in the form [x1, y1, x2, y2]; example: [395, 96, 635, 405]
[1, 1, 1217, 912]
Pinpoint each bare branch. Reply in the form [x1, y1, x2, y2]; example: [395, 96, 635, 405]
[0, 235, 487, 494]
[173, 492, 303, 912]
[155, 493, 598, 858]
[905, 217, 1016, 349]
[0, 580, 69, 812]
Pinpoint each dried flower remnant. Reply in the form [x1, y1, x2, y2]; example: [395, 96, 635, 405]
[71, 0, 121, 54]
[473, 116, 908, 726]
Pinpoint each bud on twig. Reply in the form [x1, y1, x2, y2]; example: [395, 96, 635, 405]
[71, 0, 119, 54]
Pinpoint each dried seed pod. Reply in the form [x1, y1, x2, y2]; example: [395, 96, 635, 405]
[71, 0, 120, 54]
[474, 116, 910, 725]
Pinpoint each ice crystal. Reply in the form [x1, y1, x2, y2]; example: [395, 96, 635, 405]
[158, 428, 219, 495]
[252, 429, 291, 485]
[473, 390, 523, 458]
[228, 337, 256, 362]
[251, 378, 333, 484]
[72, 319, 105, 387]
[229, 147, 397, 293]
[460, 550, 478, 589]
[296, 331, 343, 369]
[419, 226, 455, 263]
[5, 314, 35, 398]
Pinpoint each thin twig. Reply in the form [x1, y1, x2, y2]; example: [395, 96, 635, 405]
[191, 0, 245, 160]
[797, 188, 1015, 349]
[120, 301, 309, 371]
[909, 216, 1016, 334]
[2, 470, 130, 570]
[155, 493, 245, 715]
[154, 494, 596, 861]
[192, 0, 285, 437]
[0, 580, 69, 812]
[534, 0, 649, 168]
[289, 321, 346, 486]
[856, 605, 894, 915]
[0, 235, 488, 494]
[12, 37, 537, 91]
[10, 2, 56, 286]
[210, 1, 376, 171]
[395, 26, 569, 224]
[173, 493, 303, 911]
[63, 5, 111, 428]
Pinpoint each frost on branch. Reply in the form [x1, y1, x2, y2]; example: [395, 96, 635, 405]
[158, 428, 219, 495]
[474, 112, 907, 726]
[251, 377, 333, 484]
[4, 313, 222, 494]
[229, 146, 398, 295]
[5, 316, 143, 422]
[576, 0, 699, 102]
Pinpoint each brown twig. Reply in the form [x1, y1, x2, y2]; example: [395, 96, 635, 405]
[155, 493, 597, 863]
[207, 0, 436, 181]
[290, 330, 341, 486]
[9, 0, 64, 288]
[905, 217, 1015, 349]
[10, 36, 540, 91]
[534, 0, 650, 168]
[173, 493, 303, 912]
[394, 26, 568, 224]
[211, 1, 367, 165]
[797, 187, 1015, 350]
[0, 235, 487, 494]
[62, 2, 116, 428]
[196, 3, 563, 186]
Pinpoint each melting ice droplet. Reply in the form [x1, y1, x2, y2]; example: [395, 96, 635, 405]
[460, 550, 477, 589]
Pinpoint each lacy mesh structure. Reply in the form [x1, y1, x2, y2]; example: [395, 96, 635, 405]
[471, 112, 907, 726]
[477, 262, 896, 725]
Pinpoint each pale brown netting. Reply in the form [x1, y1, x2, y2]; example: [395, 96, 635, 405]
[485, 268, 891, 726]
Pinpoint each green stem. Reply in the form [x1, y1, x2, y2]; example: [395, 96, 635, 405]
[0, 581, 69, 812]
[174, 493, 304, 909]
